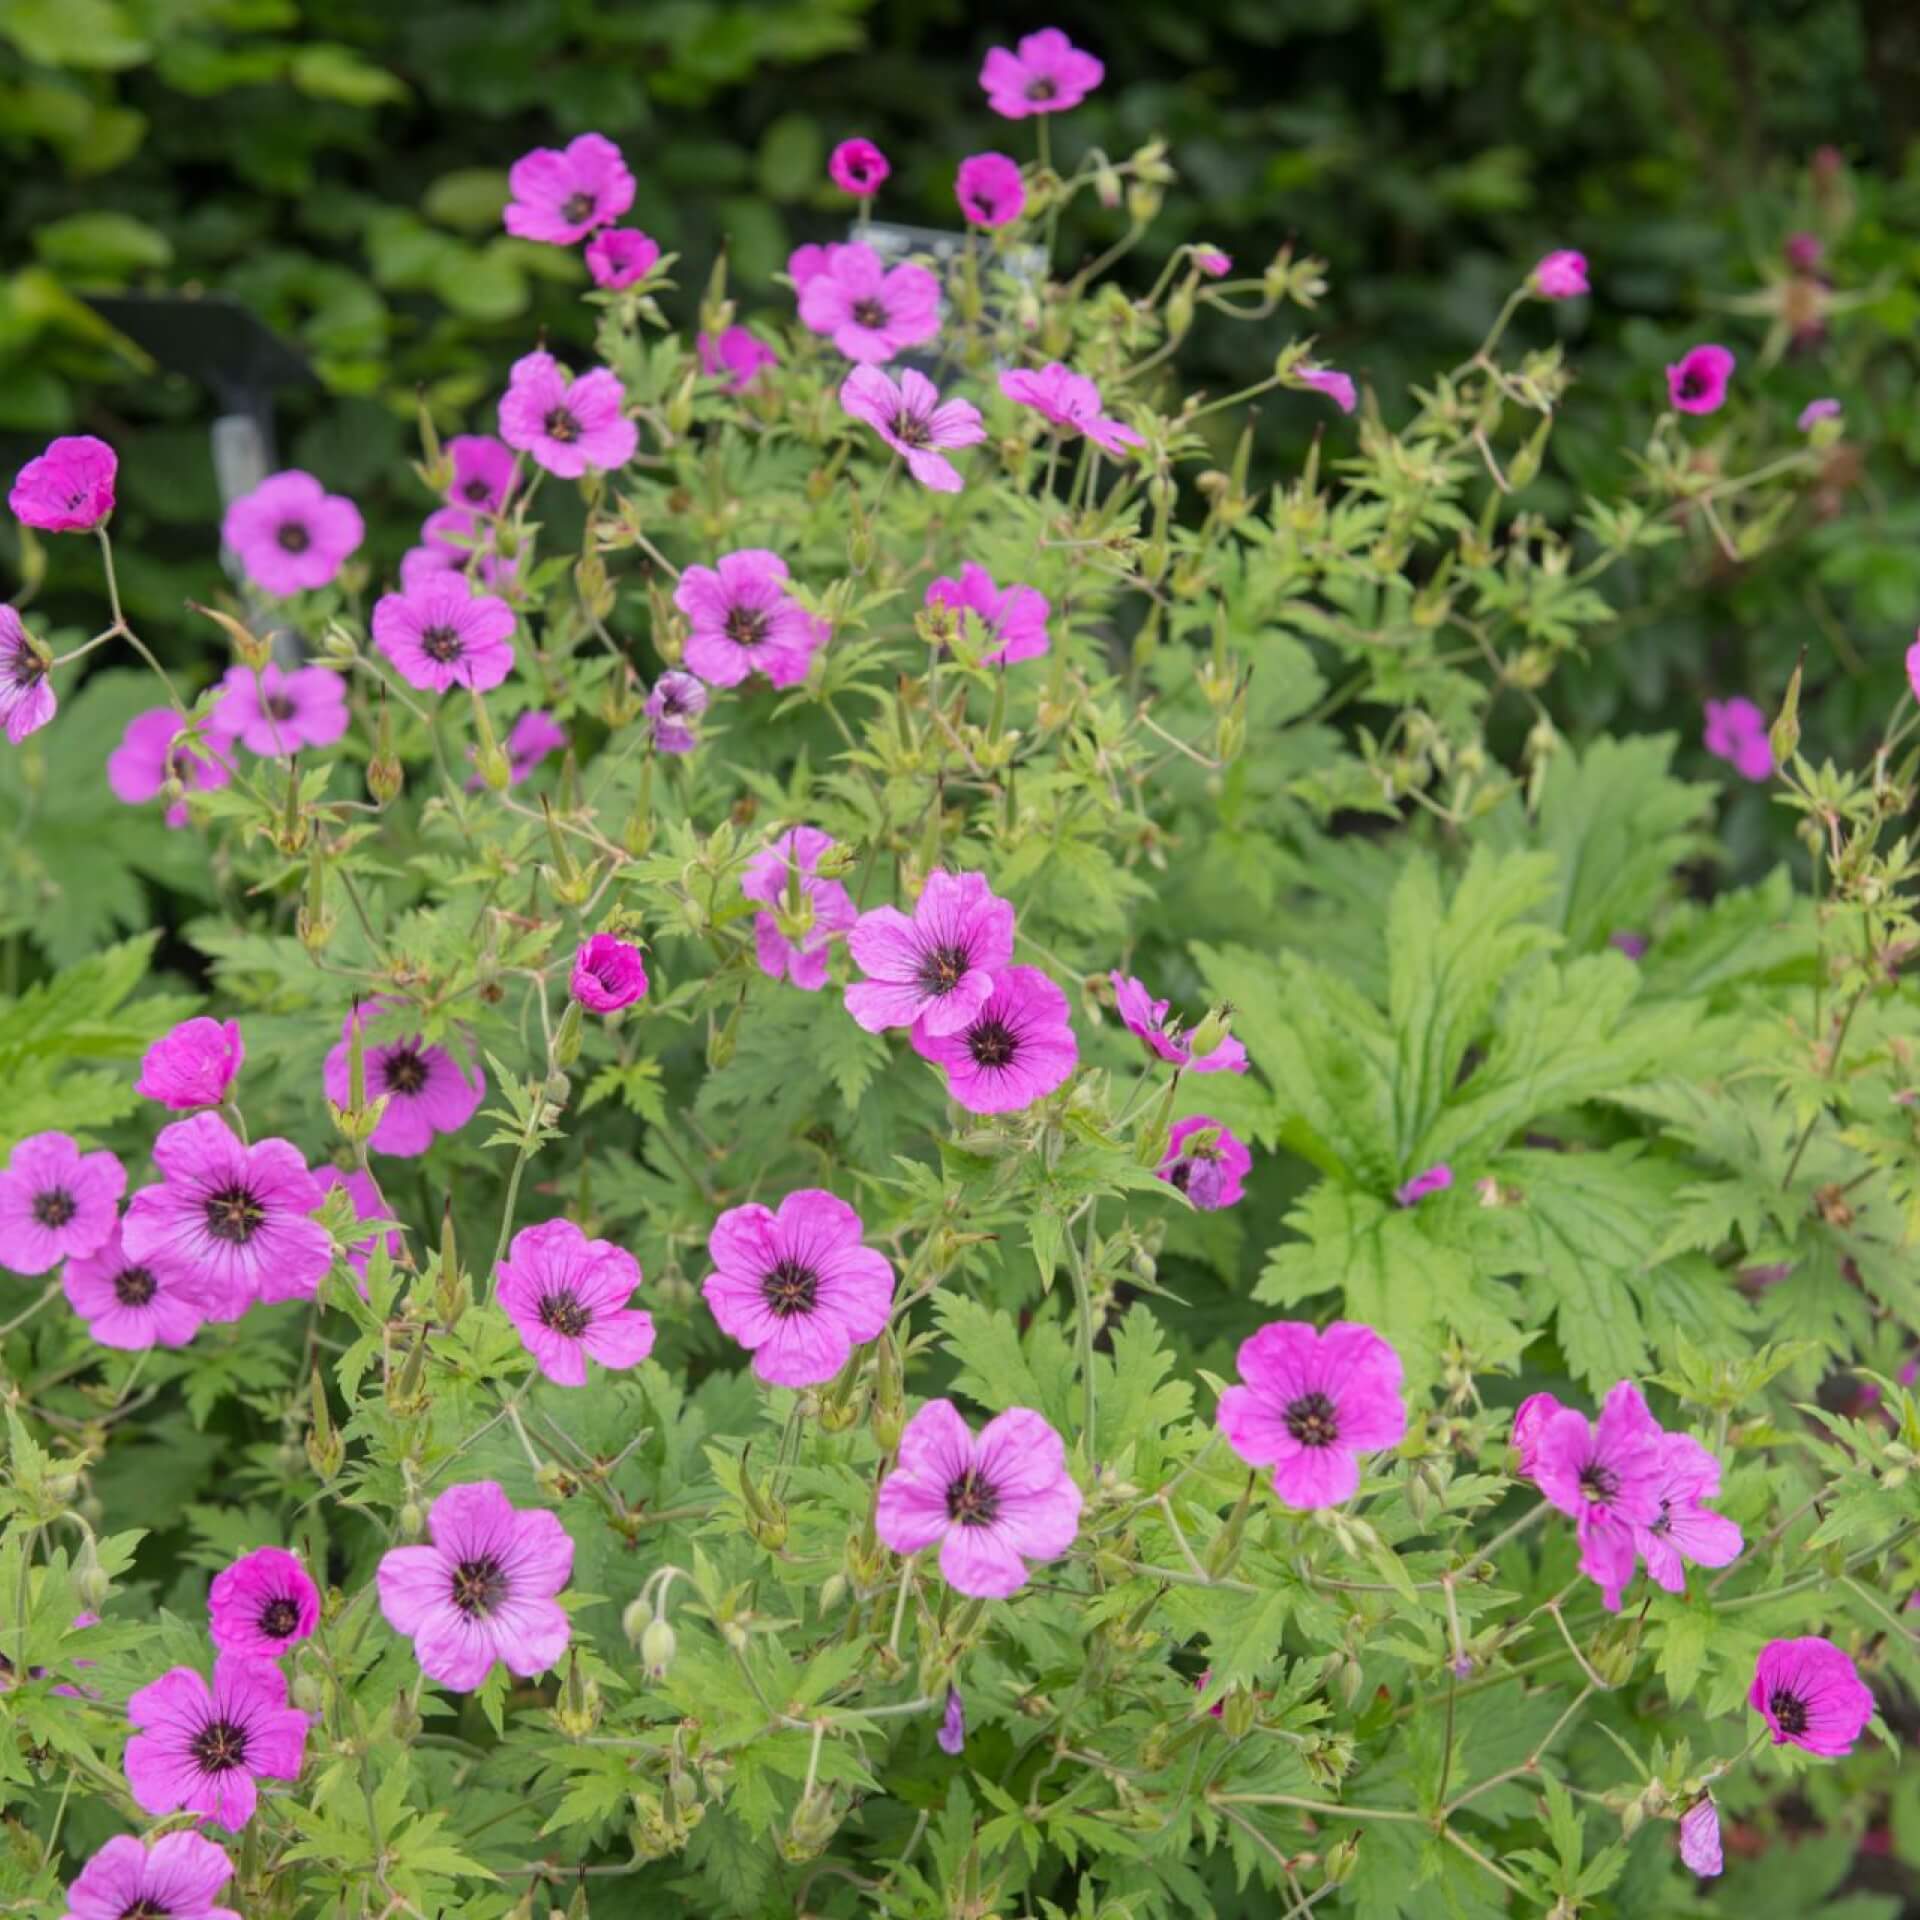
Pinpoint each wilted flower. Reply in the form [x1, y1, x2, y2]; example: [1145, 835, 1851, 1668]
[911, 965, 1078, 1114]
[698, 327, 778, 394]
[9, 434, 117, 533]
[926, 564, 1051, 665]
[1531, 250, 1589, 300]
[1679, 1795, 1723, 1877]
[208, 663, 349, 758]
[108, 708, 233, 827]
[1157, 1116, 1251, 1210]
[936, 1686, 967, 1754]
[208, 1547, 321, 1659]
[135, 1017, 244, 1111]
[1296, 365, 1358, 414]
[59, 1831, 239, 1920]
[497, 1217, 654, 1387]
[741, 827, 857, 990]
[999, 363, 1143, 456]
[841, 366, 986, 493]
[676, 549, 818, 689]
[585, 227, 661, 289]
[846, 868, 1015, 1035]
[1798, 397, 1841, 431]
[571, 933, 649, 1012]
[222, 470, 364, 597]
[1703, 697, 1772, 782]
[797, 242, 941, 364]
[124, 1653, 310, 1828]
[1750, 1636, 1874, 1756]
[955, 153, 1025, 228]
[372, 581, 516, 693]
[498, 350, 637, 478]
[1667, 344, 1736, 415]
[0, 1130, 125, 1275]
[321, 1004, 486, 1158]
[1193, 246, 1232, 278]
[0, 607, 55, 745]
[503, 132, 633, 245]
[828, 137, 890, 197]
[979, 27, 1104, 118]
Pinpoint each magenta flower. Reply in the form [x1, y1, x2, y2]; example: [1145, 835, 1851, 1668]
[1528, 1381, 1665, 1610]
[415, 504, 520, 589]
[841, 365, 985, 494]
[1218, 1320, 1408, 1509]
[876, 1400, 1082, 1596]
[955, 153, 1025, 228]
[498, 350, 636, 479]
[676, 549, 817, 689]
[376, 1480, 573, 1691]
[845, 867, 1015, 1035]
[926, 563, 1051, 665]
[108, 708, 232, 828]
[123, 1113, 331, 1316]
[497, 1217, 654, 1388]
[59, 1831, 239, 1920]
[704, 1187, 894, 1386]
[63, 1218, 211, 1351]
[912, 964, 1078, 1115]
[1532, 250, 1589, 300]
[446, 434, 516, 513]
[1703, 697, 1773, 782]
[322, 1005, 485, 1159]
[372, 580, 516, 694]
[585, 227, 661, 289]
[1193, 246, 1232, 278]
[1635, 1431, 1743, 1594]
[208, 1546, 321, 1659]
[1679, 1795, 1723, 1877]
[570, 933, 649, 1012]
[222, 470, 363, 597]
[1395, 1163, 1453, 1208]
[1157, 1116, 1252, 1210]
[10, 434, 116, 533]
[797, 242, 941, 364]
[1667, 344, 1736, 415]
[1297, 365, 1358, 414]
[829, 137, 890, 197]
[936, 1686, 966, 1754]
[208, 663, 349, 758]
[741, 827, 857, 991]
[1610, 930, 1649, 959]
[1108, 971, 1246, 1072]
[503, 132, 633, 245]
[787, 242, 835, 289]
[135, 1016, 244, 1111]
[503, 709, 567, 784]
[1749, 1636, 1874, 1756]
[125, 1652, 309, 1828]
[1799, 397, 1841, 431]
[0, 606, 55, 744]
[1784, 231, 1825, 272]
[1510, 1391, 1562, 1478]
[999, 363, 1144, 457]
[315, 1164, 400, 1283]
[646, 669, 708, 753]
[699, 326, 778, 394]
[979, 28, 1105, 118]
[0, 1131, 124, 1274]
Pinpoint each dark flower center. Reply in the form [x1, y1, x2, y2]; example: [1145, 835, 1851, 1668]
[463, 479, 494, 504]
[537, 1289, 592, 1337]
[30, 1188, 75, 1229]
[419, 625, 464, 664]
[562, 191, 596, 225]
[383, 1048, 430, 1096]
[659, 687, 687, 715]
[276, 521, 311, 553]
[1649, 1498, 1672, 1535]
[917, 943, 970, 996]
[266, 695, 298, 721]
[890, 410, 932, 448]
[1284, 1391, 1340, 1447]
[945, 1471, 1000, 1527]
[259, 1597, 300, 1640]
[1768, 1688, 1808, 1735]
[203, 1182, 265, 1245]
[1026, 77, 1058, 100]
[1678, 370, 1707, 400]
[450, 1555, 507, 1617]
[1577, 1463, 1620, 1504]
[1167, 1158, 1193, 1193]
[190, 1717, 250, 1774]
[120, 1903, 169, 1920]
[966, 1019, 1018, 1069]
[544, 408, 581, 443]
[851, 298, 888, 330]
[724, 606, 768, 648]
[113, 1266, 158, 1307]
[168, 749, 198, 782]
[8, 644, 46, 688]
[761, 1258, 820, 1318]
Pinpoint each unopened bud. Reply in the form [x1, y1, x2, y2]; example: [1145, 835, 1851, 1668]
[641, 1616, 677, 1680]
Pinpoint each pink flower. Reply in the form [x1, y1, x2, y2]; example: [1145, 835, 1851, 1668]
[1784, 231, 1824, 272]
[841, 365, 985, 493]
[1667, 344, 1736, 415]
[787, 243, 835, 289]
[1527, 1381, 1666, 1610]
[1679, 1795, 1723, 1877]
[1532, 250, 1589, 300]
[135, 1017, 244, 1111]
[1219, 1319, 1408, 1509]
[63, 1218, 212, 1351]
[585, 227, 661, 289]
[999, 363, 1143, 457]
[59, 1831, 239, 1920]
[10, 434, 116, 533]
[742, 827, 857, 990]
[208, 663, 349, 758]
[829, 137, 890, 197]
[699, 326, 778, 394]
[498, 351, 636, 479]
[876, 1400, 1082, 1596]
[497, 1217, 654, 1387]
[503, 710, 567, 784]
[1634, 1431, 1743, 1594]
[927, 563, 1051, 665]
[446, 435, 516, 513]
[315, 1164, 400, 1283]
[376, 1480, 573, 1691]
[108, 708, 232, 827]
[208, 1546, 321, 1659]
[1193, 247, 1232, 278]
[911, 964, 1078, 1115]
[415, 504, 520, 589]
[0, 607, 55, 744]
[503, 132, 633, 245]
[1510, 1392, 1563, 1478]
[0, 1131, 124, 1274]
[1395, 1163, 1453, 1208]
[937, 1686, 966, 1754]
[646, 670, 708, 753]
[1750, 1636, 1874, 1757]
[1157, 1116, 1252, 1210]
[1297, 365, 1358, 414]
[676, 549, 817, 689]
[122, 1112, 331, 1316]
[222, 470, 363, 597]
[797, 242, 941, 364]
[1703, 697, 1773, 782]
[124, 1652, 309, 1828]
[1108, 971, 1245, 1072]
[1799, 397, 1841, 431]
[704, 1187, 894, 1386]
[979, 28, 1104, 118]
[322, 1005, 485, 1159]
[372, 580, 516, 694]
[570, 933, 649, 1012]
[845, 867, 1015, 1035]
[1610, 930, 1649, 959]
[955, 153, 1025, 228]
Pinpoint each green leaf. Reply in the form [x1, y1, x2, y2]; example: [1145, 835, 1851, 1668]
[33, 211, 173, 277]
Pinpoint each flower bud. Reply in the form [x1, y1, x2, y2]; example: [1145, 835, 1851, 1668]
[622, 1597, 651, 1648]
[398, 1501, 425, 1540]
[641, 1616, 677, 1680]
[291, 1671, 326, 1715]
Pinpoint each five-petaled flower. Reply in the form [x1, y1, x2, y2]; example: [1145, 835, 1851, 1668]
[586, 227, 661, 290]
[497, 1217, 655, 1387]
[63, 1218, 213, 1351]
[1667, 343, 1736, 415]
[0, 1130, 125, 1275]
[59, 1830, 240, 1920]
[979, 28, 1105, 118]
[372, 580, 517, 693]
[926, 564, 1051, 665]
[208, 663, 349, 758]
[1526, 1381, 1666, 1610]
[445, 434, 516, 513]
[124, 1652, 310, 1829]
[108, 709, 233, 828]
[503, 132, 634, 245]
[797, 242, 941, 364]
[499, 350, 637, 478]
[223, 470, 364, 597]
[1749, 1636, 1874, 1757]
[208, 1546, 322, 1660]
[676, 549, 818, 688]
[1157, 1115, 1252, 1210]
[10, 434, 117, 533]
[741, 827, 858, 990]
[845, 867, 1015, 1035]
[999, 363, 1143, 456]
[911, 964, 1079, 1114]
[841, 366, 986, 493]
[322, 1004, 486, 1159]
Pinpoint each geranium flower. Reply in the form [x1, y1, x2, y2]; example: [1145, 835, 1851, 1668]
[222, 471, 363, 597]
[979, 28, 1105, 118]
[1679, 1795, 1723, 1877]
[1218, 1319, 1409, 1509]
[503, 132, 633, 245]
[1395, 1163, 1453, 1207]
[675, 549, 817, 688]
[1703, 697, 1773, 782]
[1157, 1116, 1251, 1209]
[841, 366, 985, 493]
[845, 867, 1015, 1035]
[1193, 247, 1232, 278]
[0, 606, 55, 743]
[496, 1217, 654, 1387]
[63, 1218, 211, 1351]
[1798, 397, 1841, 431]
[999, 363, 1143, 456]
[585, 227, 661, 289]
[925, 563, 1050, 665]
[501, 710, 567, 784]
[1527, 1381, 1666, 1610]
[787, 242, 836, 289]
[376, 1480, 573, 1691]
[1532, 250, 1589, 299]
[1667, 344, 1736, 415]
[1749, 1636, 1874, 1756]
[797, 242, 941, 364]
[410, 505, 521, 591]
[371, 580, 516, 693]
[829, 137, 890, 197]
[10, 434, 116, 533]
[59, 1831, 240, 1920]
[570, 933, 648, 1012]
[0, 1131, 125, 1274]
[135, 1016, 244, 1111]
[315, 1164, 401, 1283]
[955, 153, 1025, 228]
[876, 1400, 1082, 1597]
[124, 1653, 310, 1828]
[1108, 971, 1245, 1071]
[108, 709, 232, 827]
[445, 435, 516, 513]
[1296, 365, 1358, 414]
[208, 1547, 321, 1659]
[698, 327, 778, 394]
[1510, 1392, 1563, 1478]
[741, 827, 857, 990]
[1634, 1431, 1743, 1593]
[321, 1005, 485, 1159]
[1785, 231, 1824, 271]
[937, 1686, 966, 1754]
[645, 670, 708, 753]
[207, 663, 349, 758]
[911, 964, 1078, 1115]
[498, 351, 637, 478]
